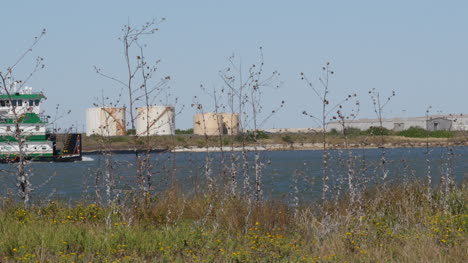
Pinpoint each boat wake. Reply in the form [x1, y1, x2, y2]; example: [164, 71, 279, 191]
[81, 156, 95, 162]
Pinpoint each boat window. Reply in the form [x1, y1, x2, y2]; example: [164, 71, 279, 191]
[6, 126, 11, 132]
[34, 100, 40, 106]
[42, 147, 47, 150]
[17, 100, 22, 106]
[0, 101, 4, 107]
[35, 126, 40, 131]
[12, 100, 17, 106]
[29, 100, 34, 106]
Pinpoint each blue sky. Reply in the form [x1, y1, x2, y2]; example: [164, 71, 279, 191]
[1, 0, 467, 130]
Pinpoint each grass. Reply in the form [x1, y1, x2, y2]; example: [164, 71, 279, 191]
[0, 182, 466, 262]
[397, 127, 454, 138]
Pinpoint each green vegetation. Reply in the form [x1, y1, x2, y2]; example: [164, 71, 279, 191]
[397, 126, 454, 138]
[82, 129, 467, 152]
[342, 127, 363, 136]
[236, 131, 270, 142]
[175, 128, 193, 135]
[363, 126, 391, 136]
[109, 136, 131, 143]
[0, 183, 466, 262]
[328, 126, 392, 137]
[126, 129, 136, 135]
[281, 135, 293, 144]
[327, 126, 456, 139]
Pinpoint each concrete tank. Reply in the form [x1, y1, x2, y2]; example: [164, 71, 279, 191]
[86, 107, 126, 136]
[221, 113, 240, 135]
[193, 113, 223, 136]
[136, 106, 175, 136]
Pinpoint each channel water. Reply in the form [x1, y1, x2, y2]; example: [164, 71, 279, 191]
[0, 146, 466, 203]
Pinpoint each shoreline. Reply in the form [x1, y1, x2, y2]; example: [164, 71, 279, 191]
[82, 141, 468, 154]
[171, 141, 467, 153]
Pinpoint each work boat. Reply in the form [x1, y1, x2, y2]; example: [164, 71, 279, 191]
[0, 87, 82, 162]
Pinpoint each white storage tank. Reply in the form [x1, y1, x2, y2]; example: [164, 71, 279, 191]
[193, 113, 223, 136]
[136, 106, 175, 136]
[86, 107, 126, 136]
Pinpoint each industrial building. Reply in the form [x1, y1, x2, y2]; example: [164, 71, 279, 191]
[326, 114, 468, 132]
[86, 107, 126, 136]
[136, 106, 175, 136]
[193, 113, 240, 136]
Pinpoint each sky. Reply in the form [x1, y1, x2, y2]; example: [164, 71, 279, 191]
[1, 0, 467, 130]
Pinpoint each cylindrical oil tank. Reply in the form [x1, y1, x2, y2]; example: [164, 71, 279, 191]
[221, 113, 240, 135]
[193, 113, 223, 136]
[136, 106, 175, 136]
[86, 107, 126, 136]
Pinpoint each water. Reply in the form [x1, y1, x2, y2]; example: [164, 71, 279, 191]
[0, 146, 466, 203]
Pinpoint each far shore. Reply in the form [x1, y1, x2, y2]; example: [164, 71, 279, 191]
[170, 141, 468, 153]
[82, 140, 468, 154]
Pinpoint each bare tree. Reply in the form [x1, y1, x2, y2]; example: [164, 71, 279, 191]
[0, 29, 46, 206]
[368, 88, 395, 182]
[301, 62, 356, 202]
[334, 98, 360, 205]
[219, 48, 283, 202]
[95, 19, 171, 198]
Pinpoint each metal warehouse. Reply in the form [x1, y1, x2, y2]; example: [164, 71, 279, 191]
[326, 114, 468, 132]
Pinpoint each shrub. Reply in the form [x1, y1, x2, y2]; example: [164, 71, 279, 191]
[175, 129, 193, 135]
[126, 129, 136, 135]
[110, 136, 130, 143]
[429, 130, 454, 138]
[365, 126, 391, 136]
[343, 127, 362, 136]
[281, 135, 293, 144]
[236, 131, 270, 142]
[255, 130, 270, 140]
[397, 127, 427, 138]
[397, 127, 453, 138]
[328, 128, 339, 136]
